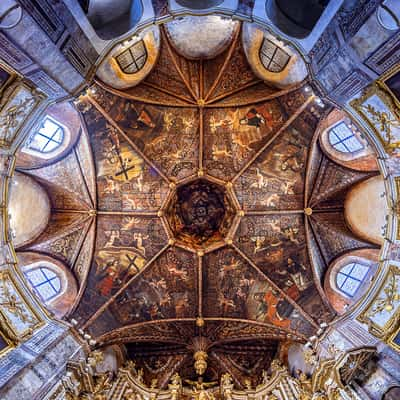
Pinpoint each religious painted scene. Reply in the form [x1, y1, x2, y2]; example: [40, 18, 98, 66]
[1, 1, 400, 399]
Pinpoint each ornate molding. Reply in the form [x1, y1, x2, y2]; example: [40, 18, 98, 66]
[0, 80, 44, 149]
[377, 63, 400, 111]
[351, 83, 400, 155]
[61, 346, 377, 400]
[358, 265, 400, 339]
[0, 269, 44, 342]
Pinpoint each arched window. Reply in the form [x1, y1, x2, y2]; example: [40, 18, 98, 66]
[115, 39, 147, 74]
[259, 38, 291, 73]
[377, 1, 400, 31]
[384, 386, 400, 400]
[336, 263, 369, 298]
[328, 121, 364, 153]
[18, 254, 78, 318]
[24, 267, 62, 302]
[25, 116, 64, 154]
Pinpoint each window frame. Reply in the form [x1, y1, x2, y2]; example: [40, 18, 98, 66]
[328, 121, 364, 154]
[115, 39, 148, 74]
[25, 115, 65, 154]
[377, 3, 400, 31]
[19, 257, 78, 319]
[336, 262, 369, 298]
[24, 266, 62, 302]
[259, 38, 291, 73]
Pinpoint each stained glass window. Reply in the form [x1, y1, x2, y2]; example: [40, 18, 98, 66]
[116, 40, 147, 74]
[26, 116, 64, 153]
[328, 122, 364, 153]
[336, 263, 369, 297]
[259, 38, 291, 73]
[24, 267, 61, 302]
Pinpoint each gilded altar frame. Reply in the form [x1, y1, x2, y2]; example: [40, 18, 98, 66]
[388, 324, 400, 352]
[0, 327, 13, 357]
[0, 269, 44, 343]
[0, 61, 16, 95]
[395, 177, 400, 240]
[357, 265, 400, 339]
[377, 63, 400, 110]
[351, 83, 400, 154]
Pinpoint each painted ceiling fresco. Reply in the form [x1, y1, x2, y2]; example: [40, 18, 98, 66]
[15, 23, 381, 388]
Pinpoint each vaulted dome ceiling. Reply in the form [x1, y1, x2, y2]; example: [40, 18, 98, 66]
[14, 20, 383, 389]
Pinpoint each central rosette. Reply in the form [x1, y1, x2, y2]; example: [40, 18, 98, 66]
[178, 180, 225, 239]
[166, 179, 236, 250]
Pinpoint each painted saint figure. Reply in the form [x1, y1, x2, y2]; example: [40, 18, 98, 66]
[95, 249, 146, 297]
[240, 108, 266, 129]
[253, 289, 291, 328]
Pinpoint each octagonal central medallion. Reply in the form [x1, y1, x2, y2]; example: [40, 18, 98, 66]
[165, 179, 237, 250]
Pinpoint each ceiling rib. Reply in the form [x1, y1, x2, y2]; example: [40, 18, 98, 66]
[160, 354, 190, 389]
[163, 26, 199, 102]
[96, 210, 158, 216]
[211, 351, 244, 388]
[205, 80, 262, 105]
[95, 79, 199, 107]
[199, 107, 204, 171]
[198, 255, 203, 318]
[73, 146, 95, 209]
[203, 24, 240, 102]
[69, 216, 94, 267]
[51, 208, 93, 214]
[199, 59, 204, 100]
[304, 216, 336, 313]
[307, 217, 331, 267]
[303, 112, 325, 206]
[244, 209, 304, 216]
[142, 81, 197, 105]
[66, 217, 96, 318]
[96, 317, 305, 344]
[203, 83, 303, 108]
